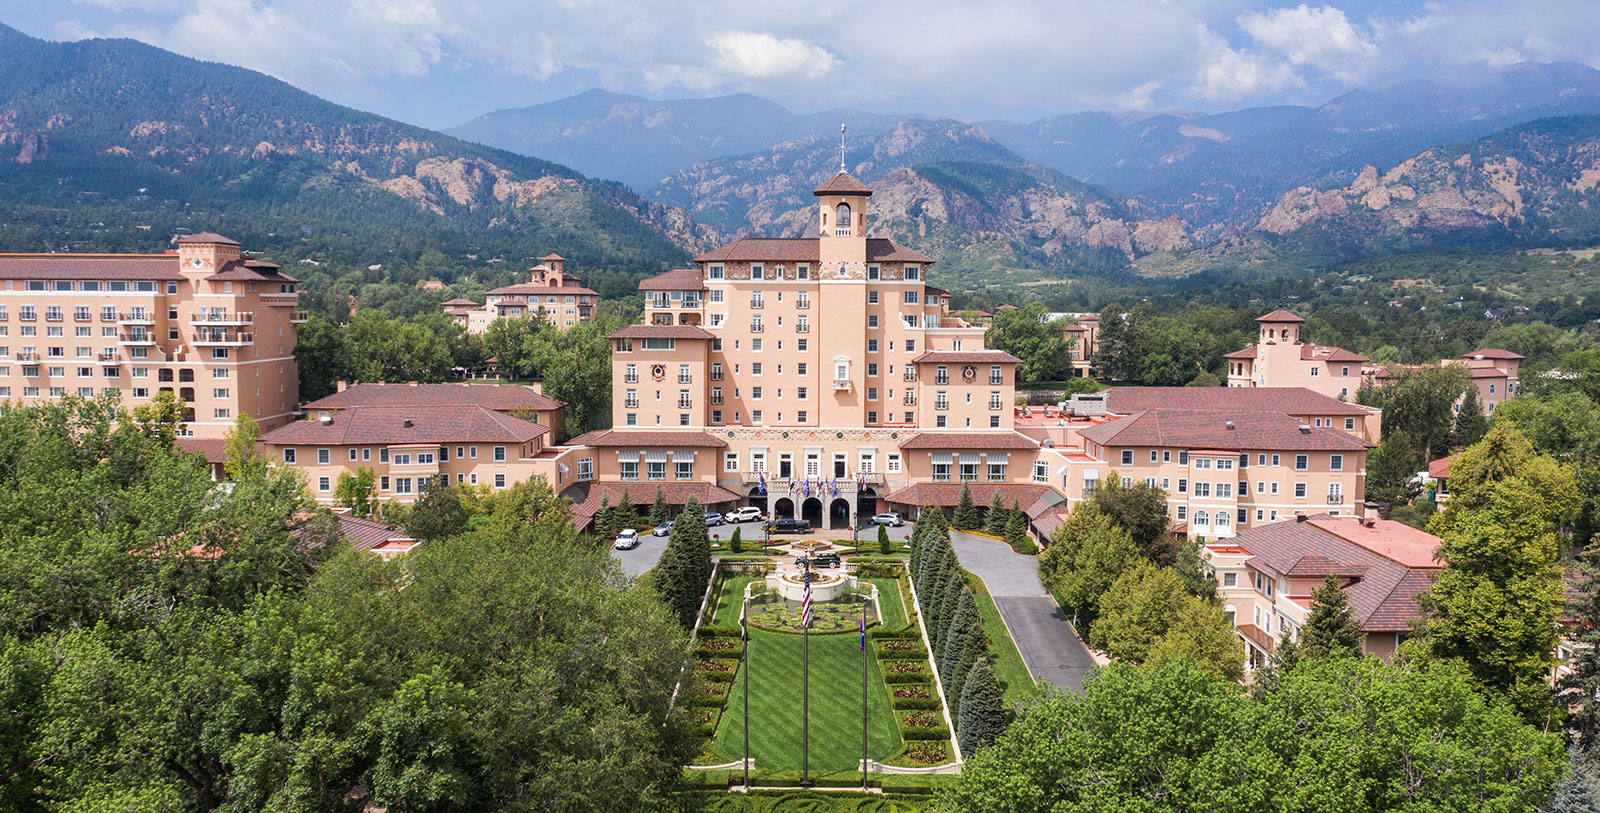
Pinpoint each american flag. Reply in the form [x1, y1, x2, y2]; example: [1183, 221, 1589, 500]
[800, 565, 813, 628]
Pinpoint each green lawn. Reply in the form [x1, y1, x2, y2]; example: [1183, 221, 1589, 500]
[868, 578, 907, 628]
[966, 573, 1038, 705]
[712, 628, 902, 776]
[710, 576, 753, 629]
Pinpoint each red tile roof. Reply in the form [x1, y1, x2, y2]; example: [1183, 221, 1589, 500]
[1462, 348, 1525, 360]
[441, 297, 479, 306]
[899, 432, 1040, 450]
[1105, 386, 1371, 416]
[485, 282, 599, 297]
[1228, 515, 1443, 632]
[693, 238, 933, 264]
[302, 382, 564, 412]
[175, 232, 240, 245]
[564, 429, 728, 448]
[1300, 345, 1368, 363]
[0, 254, 184, 280]
[1427, 454, 1454, 480]
[606, 324, 715, 340]
[335, 513, 415, 552]
[1079, 410, 1371, 451]
[1468, 367, 1512, 379]
[638, 268, 706, 291]
[884, 483, 1051, 508]
[912, 350, 1022, 364]
[1224, 346, 1258, 359]
[570, 481, 742, 522]
[813, 170, 874, 196]
[540, 253, 565, 261]
[175, 436, 270, 463]
[261, 405, 550, 445]
[206, 259, 299, 283]
[1256, 309, 1306, 322]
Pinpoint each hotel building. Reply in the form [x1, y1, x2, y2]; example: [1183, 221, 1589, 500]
[1370, 348, 1523, 415]
[443, 254, 599, 334]
[1206, 514, 1442, 670]
[0, 233, 303, 437]
[1225, 309, 1369, 401]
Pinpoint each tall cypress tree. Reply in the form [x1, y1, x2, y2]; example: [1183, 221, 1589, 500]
[984, 492, 1008, 535]
[1004, 500, 1031, 553]
[957, 659, 1006, 754]
[648, 487, 671, 525]
[953, 484, 981, 531]
[594, 494, 613, 538]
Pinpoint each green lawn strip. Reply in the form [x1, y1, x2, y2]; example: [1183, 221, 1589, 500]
[710, 627, 902, 778]
[674, 787, 932, 810]
[709, 576, 753, 630]
[965, 572, 1038, 705]
[866, 578, 907, 628]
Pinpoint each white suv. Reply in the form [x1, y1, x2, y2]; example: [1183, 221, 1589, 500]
[724, 506, 765, 523]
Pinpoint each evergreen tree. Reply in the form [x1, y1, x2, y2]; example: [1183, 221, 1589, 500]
[653, 497, 710, 628]
[1249, 625, 1303, 701]
[1455, 388, 1491, 445]
[1561, 548, 1600, 750]
[922, 504, 950, 535]
[984, 493, 1009, 535]
[957, 660, 1006, 755]
[729, 526, 743, 554]
[1543, 747, 1600, 813]
[1004, 500, 1031, 553]
[953, 484, 982, 531]
[1298, 575, 1365, 660]
[935, 572, 966, 653]
[648, 488, 671, 526]
[878, 523, 892, 555]
[614, 490, 638, 531]
[594, 495, 613, 539]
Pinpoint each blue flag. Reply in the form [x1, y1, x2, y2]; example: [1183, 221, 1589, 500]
[858, 615, 865, 652]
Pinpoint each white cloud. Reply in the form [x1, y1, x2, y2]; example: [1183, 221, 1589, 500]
[1238, 5, 1379, 83]
[708, 31, 836, 80]
[1189, 25, 1302, 102]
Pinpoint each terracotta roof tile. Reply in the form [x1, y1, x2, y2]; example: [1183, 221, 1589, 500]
[485, 282, 599, 297]
[206, 259, 299, 283]
[441, 298, 479, 306]
[1462, 348, 1525, 360]
[1224, 346, 1258, 359]
[912, 350, 1022, 364]
[813, 170, 874, 196]
[638, 268, 706, 291]
[607, 324, 715, 340]
[564, 429, 727, 448]
[570, 481, 742, 522]
[1300, 345, 1368, 363]
[0, 254, 184, 281]
[899, 432, 1040, 450]
[261, 405, 550, 446]
[175, 232, 240, 245]
[1256, 309, 1306, 323]
[1079, 410, 1371, 451]
[302, 382, 564, 412]
[334, 514, 415, 552]
[1105, 386, 1371, 416]
[1427, 454, 1454, 480]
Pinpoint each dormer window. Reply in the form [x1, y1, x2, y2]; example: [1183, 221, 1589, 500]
[835, 202, 852, 236]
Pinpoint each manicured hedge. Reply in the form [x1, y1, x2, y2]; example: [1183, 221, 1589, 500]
[900, 726, 951, 741]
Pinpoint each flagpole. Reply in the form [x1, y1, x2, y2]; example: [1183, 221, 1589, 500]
[802, 558, 810, 786]
[741, 612, 750, 789]
[861, 597, 869, 789]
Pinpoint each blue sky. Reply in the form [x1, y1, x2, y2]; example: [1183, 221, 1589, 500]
[2, 1, 1598, 129]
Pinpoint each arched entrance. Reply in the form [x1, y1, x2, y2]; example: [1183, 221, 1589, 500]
[829, 498, 851, 531]
[745, 487, 768, 515]
[774, 497, 795, 519]
[801, 498, 823, 529]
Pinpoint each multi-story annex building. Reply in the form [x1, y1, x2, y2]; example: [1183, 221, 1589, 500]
[0, 232, 303, 437]
[442, 254, 599, 334]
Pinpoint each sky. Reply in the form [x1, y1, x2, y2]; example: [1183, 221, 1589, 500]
[2, 0, 1599, 130]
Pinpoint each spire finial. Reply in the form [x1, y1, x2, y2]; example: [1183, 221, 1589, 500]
[839, 123, 846, 172]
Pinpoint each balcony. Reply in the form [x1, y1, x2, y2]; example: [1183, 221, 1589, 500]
[74, 312, 91, 322]
[710, 373, 724, 381]
[290, 311, 309, 324]
[45, 312, 63, 322]
[190, 311, 254, 325]
[677, 399, 693, 409]
[97, 351, 120, 364]
[117, 312, 155, 326]
[833, 378, 852, 392]
[624, 400, 639, 409]
[935, 401, 949, 411]
[15, 351, 38, 362]
[117, 333, 156, 346]
[990, 376, 1004, 386]
[624, 374, 638, 383]
[749, 299, 764, 309]
[750, 322, 764, 333]
[678, 375, 693, 384]
[796, 300, 809, 309]
[796, 323, 809, 333]
[1327, 494, 1344, 504]
[190, 332, 254, 347]
[18, 313, 34, 322]
[935, 375, 950, 385]
[903, 370, 916, 383]
[903, 393, 916, 406]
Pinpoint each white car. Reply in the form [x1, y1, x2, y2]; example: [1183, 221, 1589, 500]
[725, 506, 765, 523]
[872, 512, 905, 527]
[613, 529, 640, 550]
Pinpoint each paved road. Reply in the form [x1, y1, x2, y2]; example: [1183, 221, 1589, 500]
[948, 531, 1098, 692]
[611, 532, 670, 579]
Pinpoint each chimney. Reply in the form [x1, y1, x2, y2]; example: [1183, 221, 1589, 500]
[1295, 513, 1307, 523]
[336, 380, 347, 393]
[318, 414, 332, 425]
[403, 418, 414, 428]
[1225, 420, 1235, 430]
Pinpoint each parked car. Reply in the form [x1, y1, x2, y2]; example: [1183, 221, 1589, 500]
[796, 552, 842, 569]
[651, 521, 673, 537]
[725, 506, 765, 523]
[703, 511, 724, 527]
[613, 529, 640, 550]
[764, 517, 811, 534]
[871, 512, 905, 527]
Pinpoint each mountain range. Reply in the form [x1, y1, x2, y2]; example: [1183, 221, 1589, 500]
[0, 23, 712, 274]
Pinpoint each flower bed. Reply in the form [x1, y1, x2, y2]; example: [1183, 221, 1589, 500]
[746, 602, 868, 634]
[875, 639, 927, 659]
[901, 742, 949, 765]
[901, 711, 942, 728]
[696, 637, 743, 657]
